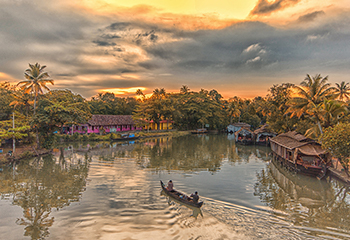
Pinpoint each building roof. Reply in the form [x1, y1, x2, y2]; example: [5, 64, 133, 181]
[270, 131, 327, 155]
[235, 128, 254, 136]
[88, 115, 135, 126]
[254, 124, 277, 135]
[229, 122, 251, 128]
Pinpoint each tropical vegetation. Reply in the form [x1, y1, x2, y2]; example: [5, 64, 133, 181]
[0, 65, 349, 169]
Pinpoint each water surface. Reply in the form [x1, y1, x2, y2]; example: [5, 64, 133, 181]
[1, 134, 350, 239]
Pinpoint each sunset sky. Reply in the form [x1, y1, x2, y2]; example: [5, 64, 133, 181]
[0, 0, 349, 99]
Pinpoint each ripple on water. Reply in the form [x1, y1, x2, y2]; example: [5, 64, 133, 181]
[199, 197, 350, 239]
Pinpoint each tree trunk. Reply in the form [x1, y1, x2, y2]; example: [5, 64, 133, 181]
[317, 120, 323, 135]
[36, 128, 40, 149]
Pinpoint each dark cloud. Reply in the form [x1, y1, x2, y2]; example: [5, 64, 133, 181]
[250, 0, 301, 16]
[101, 34, 121, 39]
[297, 11, 325, 22]
[1, 1, 350, 98]
[92, 40, 116, 46]
[108, 22, 131, 30]
[138, 61, 159, 70]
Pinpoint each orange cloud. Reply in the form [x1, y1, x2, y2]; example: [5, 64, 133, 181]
[67, 2, 241, 31]
[0, 72, 17, 82]
[101, 87, 146, 95]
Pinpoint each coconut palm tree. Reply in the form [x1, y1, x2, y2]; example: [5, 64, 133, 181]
[334, 81, 350, 102]
[17, 63, 54, 114]
[286, 74, 335, 135]
[10, 91, 33, 117]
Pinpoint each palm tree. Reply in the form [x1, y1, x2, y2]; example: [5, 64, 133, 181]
[227, 98, 241, 124]
[334, 81, 350, 102]
[10, 91, 33, 117]
[180, 85, 190, 94]
[287, 74, 335, 134]
[17, 63, 54, 114]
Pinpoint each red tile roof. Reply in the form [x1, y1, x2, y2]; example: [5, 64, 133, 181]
[88, 115, 135, 126]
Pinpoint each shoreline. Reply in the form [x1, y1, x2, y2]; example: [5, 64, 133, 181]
[0, 130, 190, 164]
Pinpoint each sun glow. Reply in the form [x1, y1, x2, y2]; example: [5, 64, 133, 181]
[101, 87, 146, 95]
[75, 0, 256, 20]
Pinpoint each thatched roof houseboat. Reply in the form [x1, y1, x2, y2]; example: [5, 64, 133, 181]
[270, 131, 331, 178]
[234, 128, 255, 145]
[227, 122, 250, 134]
[254, 124, 277, 146]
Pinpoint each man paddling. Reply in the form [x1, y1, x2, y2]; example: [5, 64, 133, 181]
[190, 191, 199, 203]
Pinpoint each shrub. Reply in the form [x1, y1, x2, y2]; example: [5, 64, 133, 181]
[89, 133, 97, 141]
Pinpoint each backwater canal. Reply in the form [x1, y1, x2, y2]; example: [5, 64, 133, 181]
[0, 134, 350, 239]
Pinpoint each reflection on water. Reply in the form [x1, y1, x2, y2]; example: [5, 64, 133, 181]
[1, 134, 350, 239]
[254, 158, 350, 238]
[0, 149, 89, 239]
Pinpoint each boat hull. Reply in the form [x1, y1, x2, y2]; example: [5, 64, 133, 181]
[272, 152, 326, 178]
[160, 181, 203, 208]
[111, 136, 140, 141]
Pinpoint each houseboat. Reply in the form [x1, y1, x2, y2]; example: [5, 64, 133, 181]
[270, 131, 331, 178]
[235, 128, 255, 145]
[227, 122, 250, 134]
[254, 124, 277, 146]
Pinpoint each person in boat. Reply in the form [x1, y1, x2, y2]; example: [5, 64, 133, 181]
[189, 191, 199, 203]
[166, 180, 175, 192]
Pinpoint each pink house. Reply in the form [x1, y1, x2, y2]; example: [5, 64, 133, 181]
[63, 115, 142, 134]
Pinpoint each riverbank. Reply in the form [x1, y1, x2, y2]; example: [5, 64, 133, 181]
[0, 145, 51, 163]
[328, 158, 350, 185]
[0, 130, 190, 164]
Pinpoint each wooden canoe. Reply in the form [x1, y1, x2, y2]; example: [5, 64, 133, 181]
[160, 180, 203, 208]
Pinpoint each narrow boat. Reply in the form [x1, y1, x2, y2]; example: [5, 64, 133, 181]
[270, 131, 331, 179]
[111, 133, 140, 141]
[191, 128, 208, 134]
[160, 180, 204, 208]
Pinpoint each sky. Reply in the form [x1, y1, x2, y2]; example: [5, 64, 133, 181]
[0, 0, 349, 99]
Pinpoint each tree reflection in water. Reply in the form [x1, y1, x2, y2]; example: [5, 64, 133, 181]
[132, 135, 271, 172]
[254, 158, 350, 233]
[0, 149, 89, 239]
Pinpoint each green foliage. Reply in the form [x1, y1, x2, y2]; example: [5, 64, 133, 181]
[88, 133, 98, 141]
[0, 82, 15, 120]
[321, 123, 350, 172]
[88, 92, 138, 115]
[0, 113, 31, 144]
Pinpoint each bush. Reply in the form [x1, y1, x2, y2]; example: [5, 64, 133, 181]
[72, 132, 80, 141]
[89, 133, 97, 141]
[81, 134, 88, 141]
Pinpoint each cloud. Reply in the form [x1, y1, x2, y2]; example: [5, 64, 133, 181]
[0, 1, 350, 99]
[246, 56, 261, 63]
[297, 11, 325, 23]
[243, 43, 262, 53]
[250, 0, 301, 16]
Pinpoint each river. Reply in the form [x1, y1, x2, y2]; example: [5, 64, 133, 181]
[0, 134, 350, 239]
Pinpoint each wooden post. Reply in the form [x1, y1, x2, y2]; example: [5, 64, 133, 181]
[12, 112, 15, 155]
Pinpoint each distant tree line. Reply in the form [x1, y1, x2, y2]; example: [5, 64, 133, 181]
[0, 63, 350, 165]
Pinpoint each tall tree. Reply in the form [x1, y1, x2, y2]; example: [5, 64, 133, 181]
[17, 63, 54, 114]
[10, 91, 33, 117]
[321, 123, 350, 176]
[0, 82, 15, 120]
[334, 81, 350, 102]
[287, 74, 335, 134]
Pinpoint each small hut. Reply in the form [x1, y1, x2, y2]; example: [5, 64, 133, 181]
[270, 131, 331, 178]
[235, 128, 255, 145]
[254, 124, 277, 146]
[227, 123, 251, 134]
